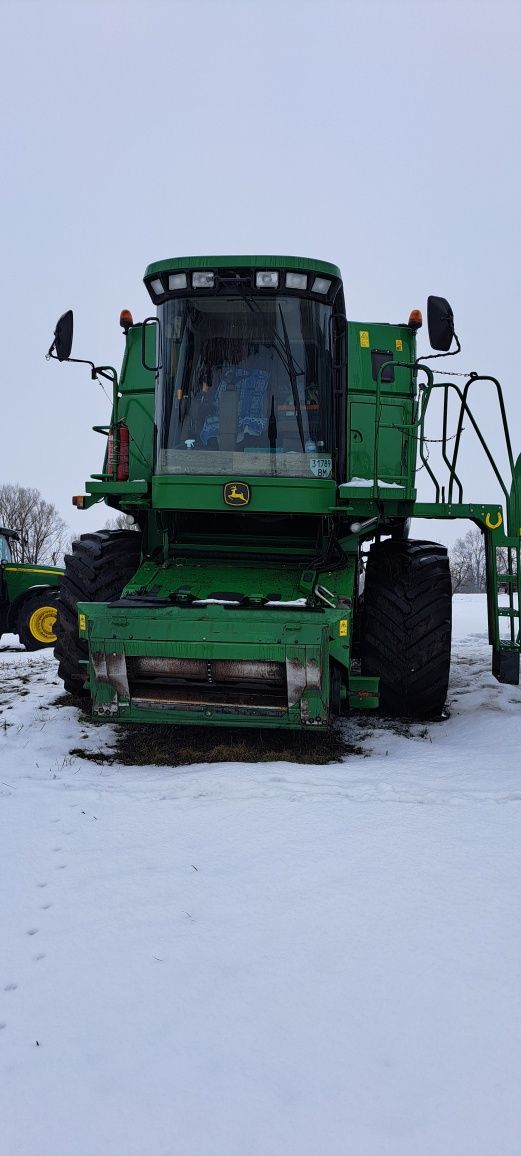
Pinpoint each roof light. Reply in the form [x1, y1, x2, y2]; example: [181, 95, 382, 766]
[408, 308, 423, 329]
[286, 272, 307, 290]
[168, 272, 188, 290]
[149, 277, 164, 296]
[311, 277, 331, 294]
[256, 270, 279, 288]
[192, 271, 215, 288]
[119, 309, 133, 334]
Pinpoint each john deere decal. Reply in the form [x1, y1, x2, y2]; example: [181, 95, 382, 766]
[224, 481, 250, 506]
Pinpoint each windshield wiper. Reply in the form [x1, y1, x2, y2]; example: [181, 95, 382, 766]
[278, 304, 306, 451]
[268, 394, 277, 451]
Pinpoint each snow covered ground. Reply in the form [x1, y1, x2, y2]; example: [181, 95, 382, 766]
[1, 594, 520, 1156]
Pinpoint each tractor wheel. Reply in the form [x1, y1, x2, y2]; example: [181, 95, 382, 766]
[54, 529, 142, 696]
[361, 539, 452, 718]
[17, 590, 59, 651]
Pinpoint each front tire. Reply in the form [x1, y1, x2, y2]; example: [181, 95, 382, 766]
[361, 539, 452, 718]
[54, 529, 142, 695]
[17, 591, 59, 651]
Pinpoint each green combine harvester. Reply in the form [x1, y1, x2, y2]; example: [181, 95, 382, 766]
[0, 527, 62, 649]
[48, 255, 521, 728]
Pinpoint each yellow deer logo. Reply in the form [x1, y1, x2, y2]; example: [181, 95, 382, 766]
[224, 481, 250, 506]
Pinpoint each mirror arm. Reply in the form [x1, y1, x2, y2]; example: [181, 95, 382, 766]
[46, 347, 97, 374]
[418, 331, 461, 363]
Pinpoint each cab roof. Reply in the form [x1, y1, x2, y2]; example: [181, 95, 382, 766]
[145, 254, 341, 279]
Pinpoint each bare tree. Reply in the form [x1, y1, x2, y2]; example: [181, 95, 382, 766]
[449, 527, 486, 592]
[0, 483, 68, 565]
[449, 526, 517, 593]
[448, 536, 473, 593]
[104, 513, 139, 531]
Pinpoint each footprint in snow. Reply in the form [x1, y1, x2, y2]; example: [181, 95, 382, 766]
[27, 929, 38, 936]
[4, 983, 17, 991]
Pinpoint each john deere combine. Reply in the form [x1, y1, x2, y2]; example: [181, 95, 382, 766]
[48, 255, 521, 727]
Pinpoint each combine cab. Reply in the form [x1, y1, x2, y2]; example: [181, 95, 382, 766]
[48, 256, 521, 727]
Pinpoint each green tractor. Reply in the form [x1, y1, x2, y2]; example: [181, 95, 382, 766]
[0, 527, 63, 649]
[48, 256, 521, 726]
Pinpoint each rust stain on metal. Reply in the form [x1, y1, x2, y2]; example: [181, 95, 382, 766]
[306, 659, 322, 690]
[92, 650, 129, 698]
[128, 657, 285, 686]
[286, 658, 307, 708]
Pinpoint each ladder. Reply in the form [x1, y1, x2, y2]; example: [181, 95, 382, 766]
[486, 534, 521, 685]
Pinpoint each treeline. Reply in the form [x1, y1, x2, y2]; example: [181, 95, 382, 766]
[0, 483, 68, 565]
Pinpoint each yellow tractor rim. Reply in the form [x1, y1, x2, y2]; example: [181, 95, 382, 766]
[28, 605, 58, 644]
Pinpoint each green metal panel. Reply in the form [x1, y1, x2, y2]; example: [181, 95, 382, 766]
[349, 400, 410, 483]
[346, 321, 417, 493]
[2, 563, 63, 603]
[120, 555, 357, 613]
[117, 324, 156, 482]
[152, 474, 337, 514]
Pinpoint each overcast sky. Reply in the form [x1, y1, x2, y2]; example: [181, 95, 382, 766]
[1, 0, 520, 548]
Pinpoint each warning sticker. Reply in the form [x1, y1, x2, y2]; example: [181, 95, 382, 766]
[359, 330, 370, 348]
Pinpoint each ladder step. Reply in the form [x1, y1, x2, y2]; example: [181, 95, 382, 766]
[498, 607, 520, 617]
[496, 573, 517, 584]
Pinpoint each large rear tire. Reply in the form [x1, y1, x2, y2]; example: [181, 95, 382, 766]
[54, 529, 142, 696]
[361, 539, 452, 718]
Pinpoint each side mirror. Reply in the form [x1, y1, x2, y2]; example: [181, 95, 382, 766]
[51, 310, 74, 361]
[427, 296, 455, 352]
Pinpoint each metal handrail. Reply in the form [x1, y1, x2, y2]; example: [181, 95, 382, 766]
[416, 371, 520, 535]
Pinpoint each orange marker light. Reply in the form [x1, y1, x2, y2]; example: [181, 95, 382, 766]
[72, 495, 85, 508]
[120, 309, 134, 335]
[408, 309, 423, 330]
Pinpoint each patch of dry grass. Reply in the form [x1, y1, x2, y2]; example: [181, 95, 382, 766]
[66, 720, 359, 767]
[56, 692, 362, 766]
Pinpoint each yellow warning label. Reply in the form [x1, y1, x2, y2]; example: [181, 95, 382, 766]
[395, 339, 403, 351]
[79, 613, 86, 631]
[359, 330, 370, 348]
[339, 619, 348, 637]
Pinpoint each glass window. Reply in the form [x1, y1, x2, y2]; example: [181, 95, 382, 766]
[0, 535, 12, 562]
[155, 294, 334, 480]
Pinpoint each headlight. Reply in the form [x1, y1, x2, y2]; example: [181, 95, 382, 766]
[311, 277, 331, 294]
[255, 271, 279, 288]
[168, 272, 188, 290]
[285, 272, 307, 290]
[192, 271, 215, 288]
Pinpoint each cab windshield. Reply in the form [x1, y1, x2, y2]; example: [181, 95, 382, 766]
[155, 294, 334, 479]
